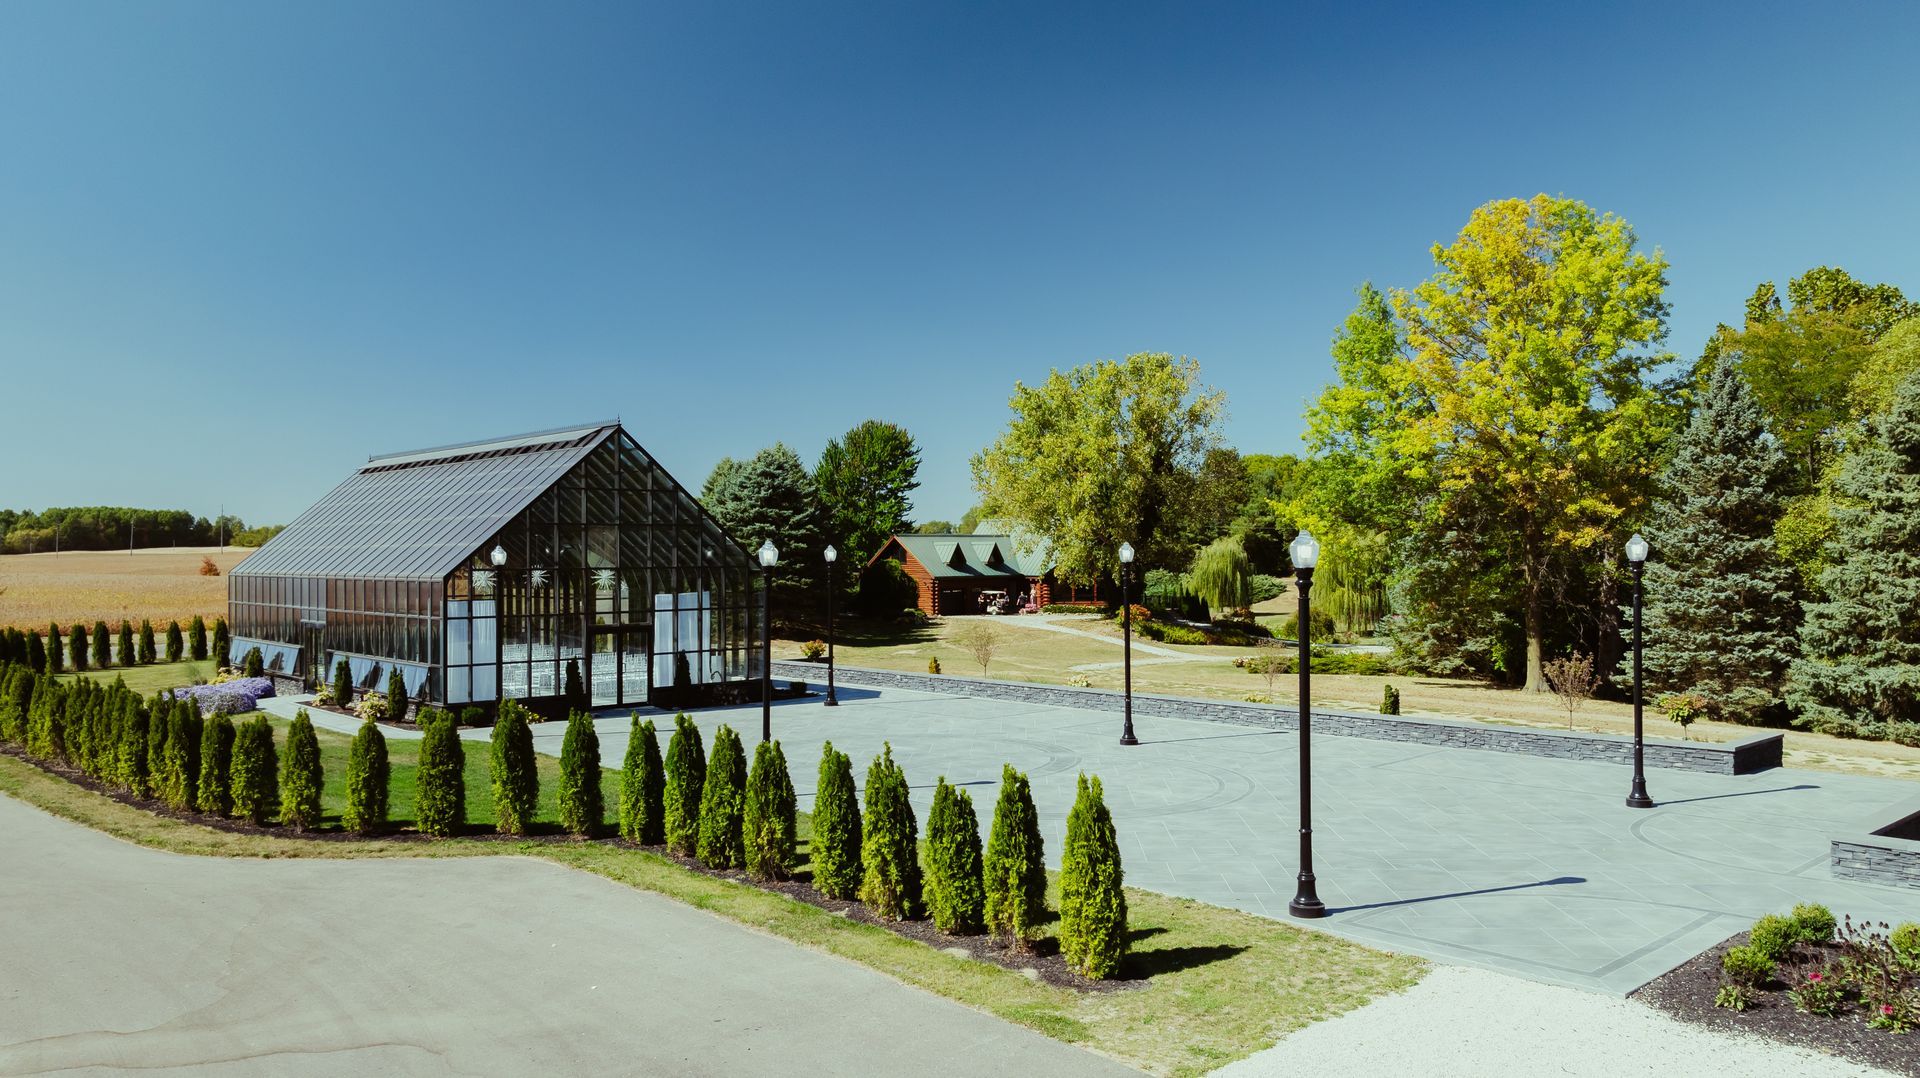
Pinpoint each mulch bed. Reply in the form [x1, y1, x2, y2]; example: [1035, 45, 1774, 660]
[3, 746, 1129, 993]
[1632, 930, 1920, 1076]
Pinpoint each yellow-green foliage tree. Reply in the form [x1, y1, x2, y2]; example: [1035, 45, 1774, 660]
[972, 352, 1226, 582]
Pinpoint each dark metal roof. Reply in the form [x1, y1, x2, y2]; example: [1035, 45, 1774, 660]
[232, 423, 618, 582]
[882, 533, 1047, 580]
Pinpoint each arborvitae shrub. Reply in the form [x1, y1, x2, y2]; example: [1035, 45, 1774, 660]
[858, 743, 922, 920]
[91, 622, 111, 670]
[811, 741, 862, 899]
[619, 715, 665, 844]
[242, 647, 264, 679]
[196, 713, 235, 815]
[138, 620, 156, 665]
[331, 659, 353, 708]
[47, 623, 64, 675]
[189, 615, 208, 662]
[743, 739, 798, 881]
[662, 713, 706, 855]
[1059, 773, 1128, 979]
[928, 657, 941, 674]
[26, 631, 45, 675]
[984, 765, 1048, 948]
[558, 709, 603, 836]
[162, 702, 203, 811]
[925, 777, 986, 934]
[117, 697, 149, 798]
[0, 668, 30, 743]
[24, 678, 58, 760]
[68, 624, 88, 672]
[211, 618, 230, 667]
[344, 720, 390, 833]
[564, 659, 586, 713]
[164, 621, 184, 664]
[147, 696, 171, 784]
[117, 623, 134, 670]
[415, 709, 466, 837]
[229, 715, 279, 825]
[386, 668, 409, 724]
[1382, 684, 1401, 715]
[279, 710, 322, 829]
[489, 701, 538, 836]
[697, 724, 747, 868]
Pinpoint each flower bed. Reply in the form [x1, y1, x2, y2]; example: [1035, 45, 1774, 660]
[168, 677, 274, 715]
[1634, 906, 1920, 1075]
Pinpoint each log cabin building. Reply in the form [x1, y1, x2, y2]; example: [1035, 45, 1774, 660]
[866, 529, 1098, 617]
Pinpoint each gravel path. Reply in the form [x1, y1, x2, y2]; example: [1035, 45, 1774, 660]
[1215, 965, 1895, 1077]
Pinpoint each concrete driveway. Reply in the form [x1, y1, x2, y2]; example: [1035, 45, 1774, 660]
[0, 796, 1134, 1077]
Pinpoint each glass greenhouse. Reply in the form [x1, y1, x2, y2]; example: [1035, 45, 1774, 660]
[228, 421, 761, 713]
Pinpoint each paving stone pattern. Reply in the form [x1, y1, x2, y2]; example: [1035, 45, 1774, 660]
[774, 661, 1783, 775]
[582, 677, 1917, 996]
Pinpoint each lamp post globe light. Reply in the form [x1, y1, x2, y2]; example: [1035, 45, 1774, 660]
[758, 539, 779, 742]
[1624, 533, 1654, 809]
[823, 544, 839, 707]
[1288, 529, 1326, 919]
[1118, 541, 1137, 746]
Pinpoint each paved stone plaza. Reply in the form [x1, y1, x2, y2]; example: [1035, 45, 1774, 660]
[562, 680, 1919, 996]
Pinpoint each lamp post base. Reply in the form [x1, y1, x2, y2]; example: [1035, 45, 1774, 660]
[1119, 733, 1138, 746]
[824, 694, 838, 707]
[1625, 779, 1654, 809]
[1288, 890, 1327, 919]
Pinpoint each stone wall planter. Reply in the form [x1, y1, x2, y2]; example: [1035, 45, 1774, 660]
[776, 660, 1784, 776]
[1830, 797, 1920, 890]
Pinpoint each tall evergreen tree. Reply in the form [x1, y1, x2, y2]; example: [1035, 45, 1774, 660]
[90, 621, 110, 670]
[814, 419, 922, 570]
[810, 741, 863, 900]
[330, 658, 354, 708]
[228, 715, 279, 825]
[983, 765, 1048, 948]
[160, 702, 202, 810]
[701, 444, 828, 624]
[1058, 774, 1128, 979]
[743, 739, 797, 881]
[1634, 362, 1802, 722]
[558, 709, 603, 836]
[68, 624, 88, 673]
[117, 622, 134, 670]
[344, 720, 390, 833]
[197, 713, 236, 816]
[618, 716, 665, 844]
[188, 615, 208, 662]
[489, 701, 539, 835]
[414, 710, 466, 837]
[164, 621, 184, 664]
[137, 620, 156, 665]
[46, 624, 63, 675]
[279, 710, 323, 829]
[858, 743, 922, 920]
[211, 618, 231, 668]
[25, 631, 45, 676]
[1786, 370, 1920, 742]
[696, 725, 747, 868]
[924, 777, 986, 935]
[386, 667, 410, 724]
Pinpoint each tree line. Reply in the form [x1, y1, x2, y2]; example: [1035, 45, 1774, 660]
[0, 506, 281, 554]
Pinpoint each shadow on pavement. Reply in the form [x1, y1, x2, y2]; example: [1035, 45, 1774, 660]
[1328, 875, 1587, 915]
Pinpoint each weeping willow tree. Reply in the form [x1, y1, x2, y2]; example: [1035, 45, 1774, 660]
[1186, 536, 1252, 615]
[1316, 529, 1390, 633]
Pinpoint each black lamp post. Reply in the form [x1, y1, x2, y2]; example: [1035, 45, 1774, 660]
[824, 543, 839, 707]
[1288, 529, 1326, 919]
[1118, 541, 1137, 745]
[1625, 532, 1654, 809]
[758, 539, 778, 742]
[490, 544, 507, 715]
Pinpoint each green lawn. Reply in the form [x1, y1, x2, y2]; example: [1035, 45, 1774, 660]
[64, 659, 218, 696]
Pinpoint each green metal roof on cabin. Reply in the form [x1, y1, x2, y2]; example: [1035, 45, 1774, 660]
[888, 532, 1048, 579]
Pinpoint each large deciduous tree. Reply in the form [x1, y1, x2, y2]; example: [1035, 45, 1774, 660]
[702, 444, 827, 625]
[1635, 362, 1801, 723]
[971, 352, 1225, 585]
[1385, 195, 1673, 692]
[814, 420, 920, 569]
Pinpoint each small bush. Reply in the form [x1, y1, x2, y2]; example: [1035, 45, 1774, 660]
[68, 625, 88, 672]
[564, 658, 586, 713]
[241, 646, 264, 679]
[490, 701, 539, 835]
[188, 615, 208, 661]
[1722, 944, 1774, 987]
[1893, 922, 1920, 962]
[927, 657, 941, 674]
[228, 715, 279, 825]
[331, 659, 353, 709]
[279, 710, 323, 830]
[91, 622, 111, 669]
[697, 725, 747, 867]
[138, 620, 156, 665]
[1381, 683, 1401, 715]
[210, 618, 230, 667]
[662, 713, 706, 856]
[1787, 966, 1846, 1017]
[558, 710, 604, 836]
[858, 743, 921, 920]
[1714, 982, 1758, 1011]
[459, 706, 489, 727]
[811, 741, 863, 899]
[116, 623, 134, 670]
[743, 739, 798, 881]
[46, 624, 63, 675]
[1040, 603, 1103, 615]
[160, 702, 202, 811]
[619, 715, 665, 844]
[1059, 773, 1128, 979]
[1749, 914, 1797, 962]
[1138, 621, 1208, 645]
[354, 693, 389, 723]
[414, 710, 466, 837]
[925, 777, 985, 935]
[1312, 651, 1396, 676]
[165, 621, 184, 664]
[1278, 608, 1338, 643]
[344, 720, 390, 833]
[386, 668, 410, 724]
[1791, 903, 1837, 945]
[800, 639, 826, 661]
[26, 631, 45, 675]
[984, 764, 1047, 948]
[1250, 574, 1287, 603]
[196, 713, 235, 816]
[199, 556, 220, 576]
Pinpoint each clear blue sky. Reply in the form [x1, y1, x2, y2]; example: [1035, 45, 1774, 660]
[4, 1, 1917, 527]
